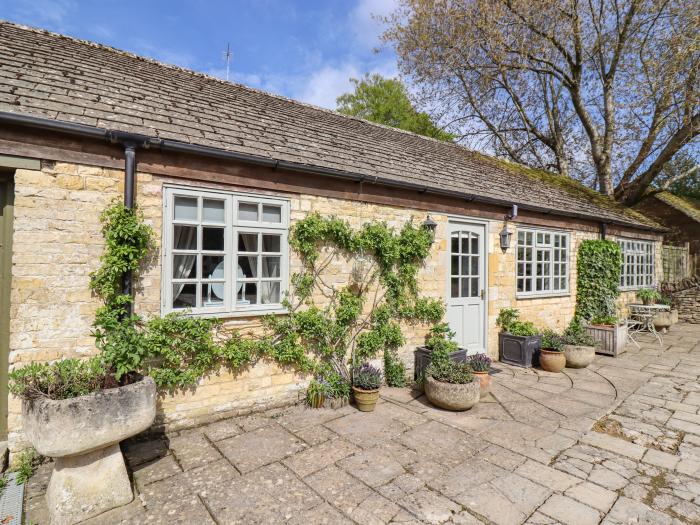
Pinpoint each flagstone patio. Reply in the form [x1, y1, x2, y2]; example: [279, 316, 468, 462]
[26, 323, 700, 524]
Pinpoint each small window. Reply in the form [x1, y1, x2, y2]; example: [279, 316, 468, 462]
[516, 229, 569, 296]
[617, 238, 655, 290]
[164, 187, 289, 315]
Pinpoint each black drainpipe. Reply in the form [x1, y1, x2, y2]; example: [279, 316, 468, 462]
[122, 142, 137, 314]
[600, 222, 608, 239]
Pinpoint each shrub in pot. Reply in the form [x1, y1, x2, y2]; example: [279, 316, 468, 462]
[562, 320, 598, 368]
[307, 369, 351, 409]
[424, 357, 480, 411]
[352, 363, 382, 412]
[637, 288, 661, 306]
[539, 330, 566, 373]
[414, 323, 466, 383]
[10, 358, 156, 525]
[468, 353, 492, 397]
[584, 315, 627, 357]
[497, 308, 542, 368]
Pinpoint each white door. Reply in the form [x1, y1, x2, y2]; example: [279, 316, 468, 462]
[446, 222, 486, 354]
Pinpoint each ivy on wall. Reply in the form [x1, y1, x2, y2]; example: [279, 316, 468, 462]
[575, 239, 622, 321]
[89, 204, 443, 396]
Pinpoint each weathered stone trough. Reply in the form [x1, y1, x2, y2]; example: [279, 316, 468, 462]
[22, 377, 156, 525]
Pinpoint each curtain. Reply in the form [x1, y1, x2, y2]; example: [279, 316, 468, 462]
[173, 226, 197, 304]
[261, 257, 280, 304]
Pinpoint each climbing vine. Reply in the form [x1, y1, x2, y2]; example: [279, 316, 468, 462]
[89, 204, 443, 396]
[575, 239, 622, 321]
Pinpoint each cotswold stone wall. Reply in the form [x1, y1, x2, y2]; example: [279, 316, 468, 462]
[7, 160, 660, 453]
[662, 277, 700, 324]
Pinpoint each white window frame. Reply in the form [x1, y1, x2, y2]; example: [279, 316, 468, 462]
[617, 238, 655, 290]
[162, 186, 289, 316]
[516, 227, 570, 298]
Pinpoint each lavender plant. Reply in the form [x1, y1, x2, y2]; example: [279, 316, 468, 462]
[352, 363, 382, 391]
[468, 353, 492, 372]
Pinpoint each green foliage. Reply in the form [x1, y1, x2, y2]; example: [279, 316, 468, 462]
[654, 152, 700, 199]
[9, 358, 106, 400]
[468, 353, 492, 372]
[637, 288, 662, 305]
[496, 308, 539, 336]
[425, 323, 459, 357]
[590, 315, 619, 326]
[13, 448, 38, 485]
[575, 240, 622, 321]
[352, 363, 382, 390]
[562, 319, 598, 347]
[426, 359, 474, 384]
[336, 74, 455, 141]
[541, 329, 565, 352]
[383, 349, 407, 387]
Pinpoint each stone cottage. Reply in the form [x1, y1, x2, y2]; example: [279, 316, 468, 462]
[0, 22, 664, 453]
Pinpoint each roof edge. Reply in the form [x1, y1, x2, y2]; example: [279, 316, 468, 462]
[0, 110, 665, 233]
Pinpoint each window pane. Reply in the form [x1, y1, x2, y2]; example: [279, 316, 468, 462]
[203, 227, 224, 251]
[471, 277, 479, 297]
[451, 278, 459, 298]
[261, 282, 280, 304]
[470, 256, 478, 275]
[238, 202, 259, 221]
[203, 255, 224, 279]
[517, 278, 524, 293]
[471, 236, 478, 255]
[238, 256, 258, 278]
[262, 256, 281, 278]
[173, 283, 197, 309]
[451, 255, 459, 275]
[451, 234, 459, 253]
[262, 205, 282, 223]
[461, 235, 470, 254]
[262, 234, 281, 253]
[174, 225, 197, 250]
[203, 199, 225, 223]
[201, 282, 224, 306]
[238, 233, 258, 252]
[174, 196, 198, 221]
[461, 256, 469, 275]
[173, 255, 197, 279]
[238, 281, 257, 304]
[461, 278, 469, 297]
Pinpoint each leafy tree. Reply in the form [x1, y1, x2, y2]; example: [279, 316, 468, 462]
[383, 0, 699, 205]
[336, 74, 454, 141]
[654, 152, 700, 200]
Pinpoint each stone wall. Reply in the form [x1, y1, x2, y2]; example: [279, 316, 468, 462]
[6, 160, 662, 453]
[662, 277, 700, 323]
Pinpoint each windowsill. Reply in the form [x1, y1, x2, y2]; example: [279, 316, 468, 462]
[515, 292, 571, 300]
[163, 307, 289, 319]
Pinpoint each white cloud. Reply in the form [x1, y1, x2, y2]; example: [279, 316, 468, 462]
[10, 0, 76, 30]
[350, 0, 398, 49]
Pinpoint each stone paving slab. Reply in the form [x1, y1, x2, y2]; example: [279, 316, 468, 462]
[25, 323, 700, 524]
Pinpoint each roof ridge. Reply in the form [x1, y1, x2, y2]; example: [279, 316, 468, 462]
[0, 19, 468, 151]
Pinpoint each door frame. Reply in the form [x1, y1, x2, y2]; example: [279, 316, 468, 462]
[0, 171, 14, 439]
[443, 215, 490, 355]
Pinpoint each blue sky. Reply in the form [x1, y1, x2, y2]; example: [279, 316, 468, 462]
[0, 0, 398, 108]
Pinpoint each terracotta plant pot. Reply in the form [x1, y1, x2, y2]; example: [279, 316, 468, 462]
[352, 386, 379, 412]
[563, 345, 595, 368]
[424, 376, 480, 411]
[23, 377, 156, 525]
[472, 371, 491, 397]
[539, 349, 566, 373]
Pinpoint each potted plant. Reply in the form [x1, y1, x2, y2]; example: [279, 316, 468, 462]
[497, 308, 541, 368]
[10, 358, 156, 525]
[352, 363, 382, 412]
[539, 329, 566, 373]
[424, 357, 480, 411]
[468, 353, 492, 397]
[637, 288, 661, 305]
[414, 323, 466, 382]
[562, 320, 598, 368]
[584, 315, 628, 357]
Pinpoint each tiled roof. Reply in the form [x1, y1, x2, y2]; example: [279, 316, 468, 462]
[0, 21, 660, 230]
[655, 192, 700, 223]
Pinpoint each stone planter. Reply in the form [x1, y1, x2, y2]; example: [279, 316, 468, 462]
[473, 371, 491, 397]
[498, 333, 542, 368]
[563, 345, 595, 368]
[352, 387, 379, 412]
[414, 346, 467, 382]
[424, 376, 480, 411]
[653, 312, 673, 333]
[670, 309, 679, 324]
[584, 323, 627, 357]
[23, 377, 156, 525]
[538, 349, 566, 373]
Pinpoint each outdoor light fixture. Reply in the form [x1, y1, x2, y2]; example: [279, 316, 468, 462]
[500, 204, 519, 253]
[422, 215, 438, 235]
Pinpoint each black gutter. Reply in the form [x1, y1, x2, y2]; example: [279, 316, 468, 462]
[122, 142, 137, 314]
[0, 111, 663, 233]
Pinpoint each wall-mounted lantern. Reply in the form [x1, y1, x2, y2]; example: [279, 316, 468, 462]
[500, 205, 519, 253]
[422, 215, 438, 235]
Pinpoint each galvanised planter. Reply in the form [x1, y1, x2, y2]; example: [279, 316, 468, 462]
[498, 333, 542, 368]
[414, 346, 467, 382]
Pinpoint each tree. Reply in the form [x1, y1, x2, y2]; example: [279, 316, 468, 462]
[336, 74, 455, 141]
[383, 0, 699, 204]
[655, 152, 700, 199]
